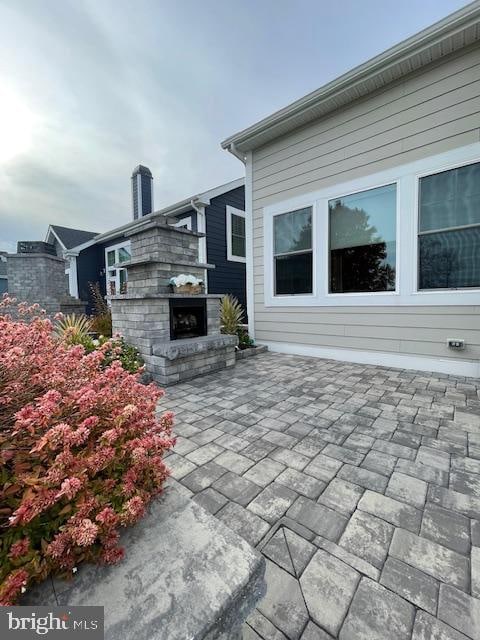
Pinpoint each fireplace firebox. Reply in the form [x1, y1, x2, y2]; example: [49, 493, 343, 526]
[169, 298, 207, 340]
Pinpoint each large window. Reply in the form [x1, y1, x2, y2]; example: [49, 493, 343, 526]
[329, 184, 396, 293]
[226, 206, 246, 262]
[274, 207, 313, 295]
[105, 242, 131, 295]
[264, 144, 480, 307]
[418, 162, 480, 290]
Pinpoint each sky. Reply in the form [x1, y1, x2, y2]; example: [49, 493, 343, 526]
[0, 0, 471, 252]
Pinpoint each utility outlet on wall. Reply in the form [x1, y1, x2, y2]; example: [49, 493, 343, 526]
[448, 339, 465, 350]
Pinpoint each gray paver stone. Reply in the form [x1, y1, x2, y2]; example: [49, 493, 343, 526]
[380, 557, 439, 614]
[339, 578, 415, 640]
[248, 483, 298, 523]
[314, 536, 380, 581]
[193, 487, 228, 514]
[213, 471, 262, 506]
[181, 461, 227, 492]
[318, 478, 364, 515]
[215, 450, 255, 474]
[339, 510, 393, 569]
[358, 489, 422, 532]
[300, 549, 360, 637]
[258, 560, 309, 640]
[421, 503, 471, 555]
[322, 444, 364, 466]
[412, 611, 470, 640]
[438, 584, 480, 639]
[216, 502, 269, 546]
[361, 449, 397, 476]
[246, 609, 288, 640]
[287, 496, 348, 541]
[337, 464, 388, 492]
[428, 485, 480, 518]
[396, 459, 448, 486]
[300, 621, 334, 639]
[276, 467, 325, 499]
[386, 471, 428, 509]
[304, 453, 343, 482]
[389, 528, 470, 591]
[244, 459, 286, 487]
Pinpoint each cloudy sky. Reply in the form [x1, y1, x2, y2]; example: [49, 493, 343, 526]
[0, 0, 469, 252]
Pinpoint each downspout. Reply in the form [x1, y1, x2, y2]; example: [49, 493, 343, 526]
[190, 198, 208, 292]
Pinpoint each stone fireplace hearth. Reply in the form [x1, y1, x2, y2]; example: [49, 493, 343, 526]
[109, 216, 237, 385]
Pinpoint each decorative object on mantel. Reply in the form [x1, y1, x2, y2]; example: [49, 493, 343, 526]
[169, 273, 204, 294]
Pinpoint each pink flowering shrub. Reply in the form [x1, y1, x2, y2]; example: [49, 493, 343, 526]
[0, 296, 175, 605]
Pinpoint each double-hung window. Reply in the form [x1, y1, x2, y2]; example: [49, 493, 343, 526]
[105, 241, 131, 295]
[329, 184, 397, 293]
[226, 206, 246, 262]
[418, 161, 480, 290]
[273, 207, 313, 295]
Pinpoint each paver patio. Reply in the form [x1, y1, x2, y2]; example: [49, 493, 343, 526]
[158, 352, 480, 640]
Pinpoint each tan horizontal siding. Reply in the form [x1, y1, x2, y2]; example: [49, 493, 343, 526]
[251, 48, 480, 365]
[254, 46, 480, 164]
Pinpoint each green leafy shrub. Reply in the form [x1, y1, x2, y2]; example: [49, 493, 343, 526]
[237, 328, 254, 350]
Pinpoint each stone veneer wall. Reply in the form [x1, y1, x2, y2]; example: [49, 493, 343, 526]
[6, 252, 85, 315]
[124, 221, 206, 295]
[110, 217, 237, 385]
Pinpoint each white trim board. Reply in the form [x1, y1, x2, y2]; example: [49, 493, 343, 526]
[263, 141, 480, 307]
[226, 205, 247, 263]
[262, 340, 480, 378]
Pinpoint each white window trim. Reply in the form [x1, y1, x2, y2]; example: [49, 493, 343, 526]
[105, 240, 131, 296]
[263, 141, 480, 307]
[173, 216, 192, 231]
[226, 205, 247, 263]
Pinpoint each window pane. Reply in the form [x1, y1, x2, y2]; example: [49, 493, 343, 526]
[119, 268, 128, 294]
[275, 252, 312, 295]
[419, 227, 480, 289]
[107, 250, 115, 266]
[231, 213, 245, 238]
[419, 162, 480, 232]
[329, 184, 396, 293]
[232, 234, 246, 257]
[274, 208, 312, 254]
[118, 246, 131, 262]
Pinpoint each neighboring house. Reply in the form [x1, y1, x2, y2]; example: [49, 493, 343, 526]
[45, 224, 98, 298]
[66, 177, 246, 312]
[0, 252, 8, 294]
[222, 3, 480, 377]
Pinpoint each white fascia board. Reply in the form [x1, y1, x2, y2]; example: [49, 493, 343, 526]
[45, 225, 67, 251]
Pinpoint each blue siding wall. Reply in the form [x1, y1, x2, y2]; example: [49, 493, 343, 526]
[77, 244, 105, 313]
[205, 186, 246, 311]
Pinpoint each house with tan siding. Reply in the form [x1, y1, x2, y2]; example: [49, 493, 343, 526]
[222, 1, 480, 378]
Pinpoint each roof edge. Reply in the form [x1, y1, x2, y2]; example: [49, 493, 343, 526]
[221, 1, 480, 152]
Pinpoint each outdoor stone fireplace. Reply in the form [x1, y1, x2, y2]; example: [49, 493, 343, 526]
[170, 298, 207, 340]
[110, 216, 237, 385]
